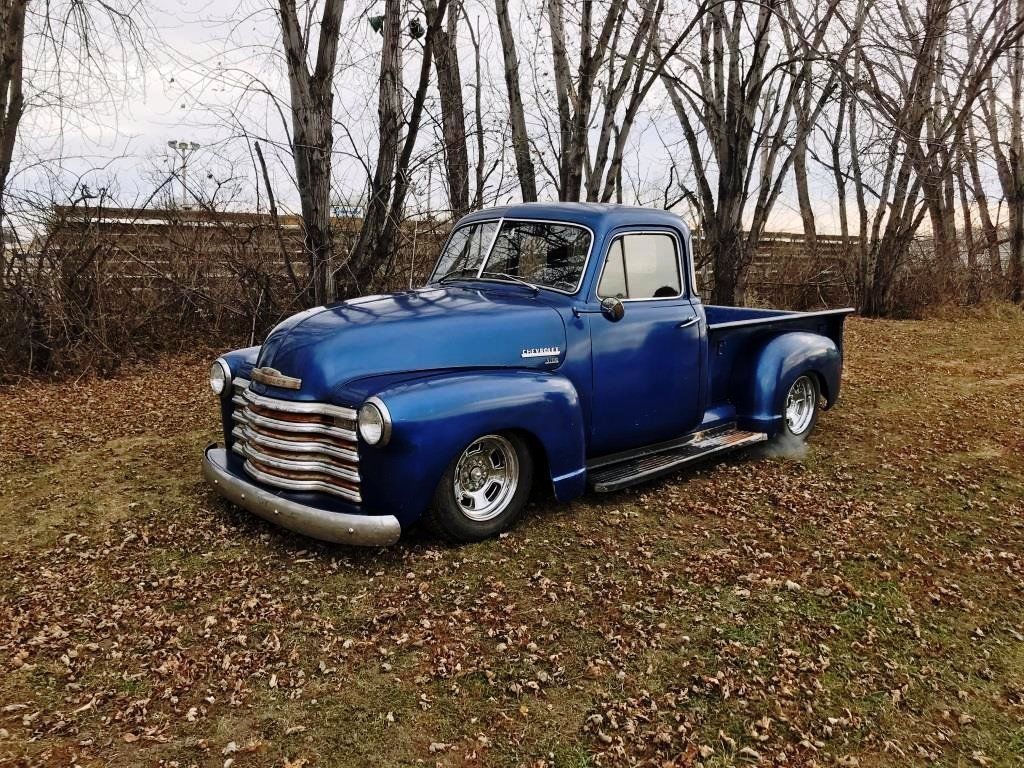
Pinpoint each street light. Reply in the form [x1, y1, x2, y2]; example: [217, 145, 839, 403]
[167, 140, 201, 208]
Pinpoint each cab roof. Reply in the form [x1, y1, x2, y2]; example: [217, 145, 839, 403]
[457, 202, 691, 236]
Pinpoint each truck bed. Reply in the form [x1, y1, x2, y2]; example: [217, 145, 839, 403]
[704, 305, 855, 421]
[704, 305, 853, 332]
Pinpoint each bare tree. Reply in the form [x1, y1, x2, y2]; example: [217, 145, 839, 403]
[426, 0, 469, 217]
[345, 0, 403, 294]
[546, 0, 625, 201]
[980, 0, 1024, 302]
[586, 0, 702, 203]
[277, 0, 345, 305]
[662, 0, 847, 305]
[494, 0, 537, 202]
[0, 0, 26, 241]
[345, 0, 451, 294]
[963, 111, 1003, 275]
[463, 11, 496, 208]
[0, 0, 145, 250]
[853, 0, 1023, 315]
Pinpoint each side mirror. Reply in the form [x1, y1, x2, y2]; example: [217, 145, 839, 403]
[600, 296, 625, 322]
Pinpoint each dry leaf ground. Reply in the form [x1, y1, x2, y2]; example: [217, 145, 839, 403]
[1, 310, 1022, 767]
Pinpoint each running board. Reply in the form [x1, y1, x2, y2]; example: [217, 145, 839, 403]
[587, 427, 768, 493]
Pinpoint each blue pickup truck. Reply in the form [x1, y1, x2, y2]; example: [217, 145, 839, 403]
[203, 204, 851, 546]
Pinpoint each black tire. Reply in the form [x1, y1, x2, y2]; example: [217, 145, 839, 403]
[428, 432, 534, 543]
[776, 374, 820, 442]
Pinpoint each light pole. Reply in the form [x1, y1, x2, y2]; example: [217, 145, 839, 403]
[167, 140, 201, 208]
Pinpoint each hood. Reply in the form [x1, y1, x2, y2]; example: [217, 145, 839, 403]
[253, 286, 567, 402]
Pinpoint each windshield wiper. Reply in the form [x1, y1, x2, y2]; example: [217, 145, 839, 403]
[436, 269, 476, 284]
[435, 269, 540, 293]
[477, 271, 540, 292]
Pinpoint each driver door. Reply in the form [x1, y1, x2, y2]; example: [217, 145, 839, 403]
[588, 230, 703, 456]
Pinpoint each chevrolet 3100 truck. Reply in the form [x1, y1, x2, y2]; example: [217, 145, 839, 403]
[203, 203, 852, 546]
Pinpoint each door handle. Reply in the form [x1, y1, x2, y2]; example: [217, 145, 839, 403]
[677, 316, 700, 329]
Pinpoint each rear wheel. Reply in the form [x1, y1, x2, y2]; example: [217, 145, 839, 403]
[779, 374, 820, 440]
[429, 432, 534, 542]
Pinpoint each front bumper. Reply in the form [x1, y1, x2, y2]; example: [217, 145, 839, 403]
[202, 444, 401, 546]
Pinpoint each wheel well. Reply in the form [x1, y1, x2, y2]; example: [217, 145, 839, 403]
[808, 369, 830, 406]
[503, 429, 552, 499]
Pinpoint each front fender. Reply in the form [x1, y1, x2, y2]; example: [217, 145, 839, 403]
[735, 332, 842, 435]
[358, 370, 586, 526]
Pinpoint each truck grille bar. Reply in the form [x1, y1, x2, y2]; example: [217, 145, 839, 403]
[229, 380, 361, 503]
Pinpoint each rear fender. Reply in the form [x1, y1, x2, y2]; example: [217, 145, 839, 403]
[358, 370, 586, 526]
[734, 331, 841, 435]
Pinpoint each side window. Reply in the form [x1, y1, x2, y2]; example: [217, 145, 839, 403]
[597, 233, 682, 300]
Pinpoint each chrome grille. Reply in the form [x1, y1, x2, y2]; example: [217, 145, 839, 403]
[229, 379, 361, 503]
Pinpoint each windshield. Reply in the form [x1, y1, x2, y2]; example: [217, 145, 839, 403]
[430, 220, 591, 293]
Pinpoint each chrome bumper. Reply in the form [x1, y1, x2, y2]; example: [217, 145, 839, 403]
[202, 445, 401, 546]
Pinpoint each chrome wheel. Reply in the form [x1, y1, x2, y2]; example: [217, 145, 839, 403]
[453, 435, 520, 522]
[785, 376, 817, 435]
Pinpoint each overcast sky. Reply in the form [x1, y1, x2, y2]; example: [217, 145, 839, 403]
[13, 0, 847, 233]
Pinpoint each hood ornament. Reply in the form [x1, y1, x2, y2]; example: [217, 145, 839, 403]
[251, 366, 302, 390]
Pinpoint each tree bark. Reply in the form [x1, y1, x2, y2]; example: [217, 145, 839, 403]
[345, 0, 403, 294]
[955, 149, 978, 302]
[376, 0, 450, 277]
[547, 0, 575, 199]
[0, 0, 27, 243]
[792, 136, 817, 257]
[425, 0, 469, 217]
[965, 116, 1003, 274]
[346, 0, 450, 294]
[1009, 0, 1024, 302]
[494, 0, 536, 201]
[278, 0, 345, 305]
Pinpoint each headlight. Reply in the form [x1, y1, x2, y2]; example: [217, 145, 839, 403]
[358, 398, 392, 446]
[209, 359, 231, 396]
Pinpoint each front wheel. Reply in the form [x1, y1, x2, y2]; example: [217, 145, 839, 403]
[429, 432, 534, 543]
[779, 374, 820, 440]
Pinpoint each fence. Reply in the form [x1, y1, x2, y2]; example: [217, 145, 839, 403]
[5, 204, 1003, 377]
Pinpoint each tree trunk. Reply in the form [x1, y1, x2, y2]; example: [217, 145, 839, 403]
[792, 135, 817, 258]
[466, 12, 486, 208]
[1010, 0, 1024, 302]
[347, 0, 449, 294]
[708, 222, 746, 306]
[494, 0, 536, 201]
[426, 0, 468, 217]
[547, 0, 574, 199]
[376, 0, 449, 277]
[965, 117, 1003, 274]
[955, 151, 978, 302]
[0, 0, 27, 239]
[291, 111, 334, 304]
[278, 0, 345, 305]
[346, 0, 403, 294]
[830, 82, 852, 262]
[1011, 146, 1024, 302]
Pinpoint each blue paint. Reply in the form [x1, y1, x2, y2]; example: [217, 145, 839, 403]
[213, 203, 852, 531]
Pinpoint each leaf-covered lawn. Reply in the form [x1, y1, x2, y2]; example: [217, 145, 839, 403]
[1, 310, 1022, 767]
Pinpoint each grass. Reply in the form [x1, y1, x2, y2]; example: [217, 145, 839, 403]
[1, 309, 1023, 767]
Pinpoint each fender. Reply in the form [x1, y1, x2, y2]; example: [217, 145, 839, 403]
[221, 346, 261, 378]
[734, 331, 842, 435]
[357, 369, 587, 527]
